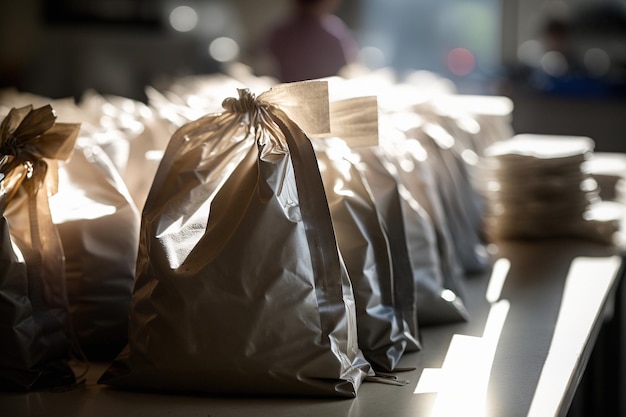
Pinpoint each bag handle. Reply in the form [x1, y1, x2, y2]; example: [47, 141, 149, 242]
[269, 107, 347, 340]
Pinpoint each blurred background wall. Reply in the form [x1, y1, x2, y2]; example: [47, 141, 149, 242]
[2, 0, 626, 151]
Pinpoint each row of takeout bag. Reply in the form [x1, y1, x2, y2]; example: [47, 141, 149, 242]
[0, 66, 610, 397]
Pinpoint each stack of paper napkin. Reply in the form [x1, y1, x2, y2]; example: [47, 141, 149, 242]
[481, 134, 621, 243]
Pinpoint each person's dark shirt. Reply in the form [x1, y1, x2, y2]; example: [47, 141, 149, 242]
[267, 13, 358, 83]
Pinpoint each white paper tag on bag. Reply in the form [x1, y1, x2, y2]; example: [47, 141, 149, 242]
[259, 80, 331, 136]
[328, 96, 379, 148]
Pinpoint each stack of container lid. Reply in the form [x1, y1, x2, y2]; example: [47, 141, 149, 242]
[481, 134, 621, 243]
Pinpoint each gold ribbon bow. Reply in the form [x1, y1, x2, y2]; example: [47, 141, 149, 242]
[0, 104, 79, 205]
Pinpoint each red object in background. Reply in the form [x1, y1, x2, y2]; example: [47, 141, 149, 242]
[447, 47, 475, 76]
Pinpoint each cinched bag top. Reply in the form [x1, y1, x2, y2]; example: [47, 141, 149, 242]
[222, 88, 267, 114]
[0, 105, 79, 203]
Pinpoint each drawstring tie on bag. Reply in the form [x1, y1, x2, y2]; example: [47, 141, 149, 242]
[0, 105, 76, 198]
[222, 89, 261, 115]
[0, 127, 49, 207]
[222, 89, 277, 140]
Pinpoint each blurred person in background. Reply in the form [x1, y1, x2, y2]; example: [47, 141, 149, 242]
[256, 0, 359, 83]
[514, 0, 626, 99]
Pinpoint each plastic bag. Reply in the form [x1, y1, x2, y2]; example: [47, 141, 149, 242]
[50, 138, 139, 360]
[100, 81, 370, 397]
[415, 119, 490, 274]
[0, 104, 79, 391]
[78, 91, 171, 211]
[312, 96, 416, 371]
[355, 128, 469, 326]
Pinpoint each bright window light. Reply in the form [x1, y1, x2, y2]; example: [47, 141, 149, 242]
[208, 37, 239, 62]
[169, 6, 198, 32]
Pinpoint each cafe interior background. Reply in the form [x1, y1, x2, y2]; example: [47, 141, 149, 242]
[2, 0, 626, 153]
[2, 0, 626, 415]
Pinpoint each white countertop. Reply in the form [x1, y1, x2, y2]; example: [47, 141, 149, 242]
[1, 236, 622, 417]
